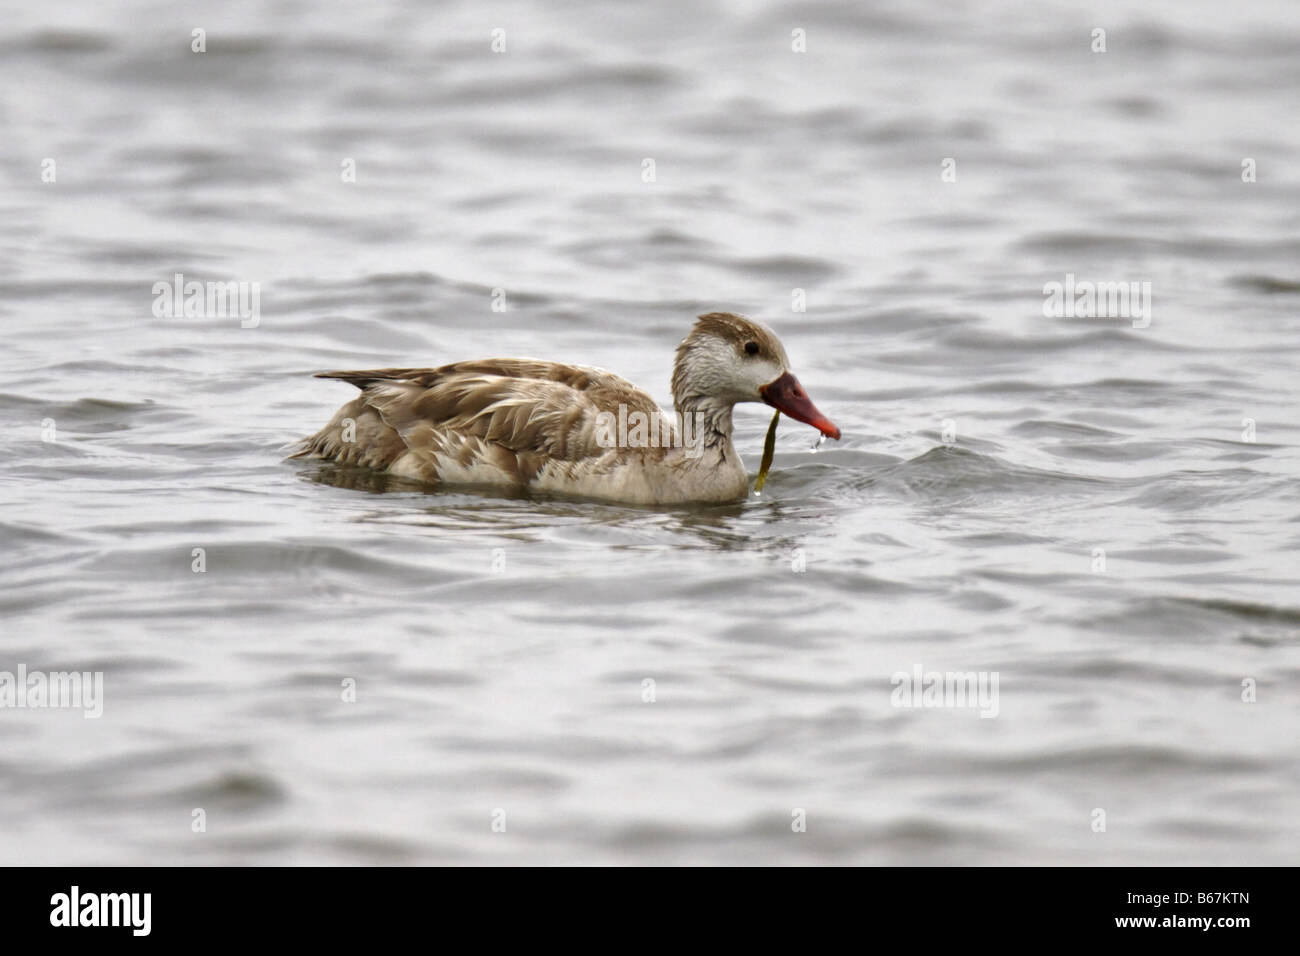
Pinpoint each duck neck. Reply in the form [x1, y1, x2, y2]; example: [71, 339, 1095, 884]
[673, 393, 736, 459]
[671, 348, 738, 462]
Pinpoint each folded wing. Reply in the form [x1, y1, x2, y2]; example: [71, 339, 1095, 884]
[295, 359, 665, 485]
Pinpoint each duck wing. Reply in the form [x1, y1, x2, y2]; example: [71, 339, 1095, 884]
[295, 359, 666, 484]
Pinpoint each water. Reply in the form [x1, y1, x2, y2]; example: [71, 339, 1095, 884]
[1, 0, 1298, 864]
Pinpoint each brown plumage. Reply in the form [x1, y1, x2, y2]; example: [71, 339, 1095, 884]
[293, 313, 840, 504]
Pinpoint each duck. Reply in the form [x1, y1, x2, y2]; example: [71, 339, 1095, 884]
[293, 311, 840, 505]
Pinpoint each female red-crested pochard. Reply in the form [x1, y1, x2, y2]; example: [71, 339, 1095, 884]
[294, 312, 840, 504]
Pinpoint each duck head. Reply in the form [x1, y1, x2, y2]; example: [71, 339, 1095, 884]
[672, 312, 841, 440]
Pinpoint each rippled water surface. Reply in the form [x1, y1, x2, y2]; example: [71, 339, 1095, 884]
[2, 0, 1298, 864]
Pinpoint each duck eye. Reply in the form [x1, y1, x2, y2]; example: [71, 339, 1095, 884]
[744, 341, 759, 356]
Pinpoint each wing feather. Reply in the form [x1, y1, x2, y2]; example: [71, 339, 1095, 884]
[298, 360, 668, 484]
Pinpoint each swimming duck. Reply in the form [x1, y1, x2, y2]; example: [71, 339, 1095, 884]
[294, 312, 840, 504]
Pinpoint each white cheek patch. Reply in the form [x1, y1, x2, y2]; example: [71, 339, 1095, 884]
[749, 359, 784, 392]
[693, 336, 785, 399]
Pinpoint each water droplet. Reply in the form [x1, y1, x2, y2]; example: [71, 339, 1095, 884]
[811, 434, 826, 452]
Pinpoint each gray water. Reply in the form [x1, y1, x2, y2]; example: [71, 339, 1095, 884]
[1, 0, 1298, 865]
